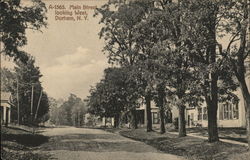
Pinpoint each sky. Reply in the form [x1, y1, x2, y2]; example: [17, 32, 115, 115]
[1, 0, 237, 100]
[3, 0, 109, 100]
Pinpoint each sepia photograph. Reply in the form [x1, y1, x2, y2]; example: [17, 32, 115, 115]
[0, 0, 250, 159]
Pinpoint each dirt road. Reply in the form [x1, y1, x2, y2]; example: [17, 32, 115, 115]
[37, 127, 184, 160]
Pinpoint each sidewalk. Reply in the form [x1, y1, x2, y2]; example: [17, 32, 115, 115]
[167, 131, 248, 147]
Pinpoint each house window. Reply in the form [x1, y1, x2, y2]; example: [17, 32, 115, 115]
[229, 103, 233, 119]
[233, 103, 239, 119]
[219, 104, 223, 120]
[224, 103, 229, 119]
[0, 107, 3, 123]
[152, 112, 159, 124]
[220, 102, 239, 120]
[198, 108, 202, 120]
[203, 107, 207, 120]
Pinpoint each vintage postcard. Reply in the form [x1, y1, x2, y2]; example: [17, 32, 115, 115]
[1, 0, 249, 160]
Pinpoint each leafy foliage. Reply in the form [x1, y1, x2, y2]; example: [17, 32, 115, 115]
[86, 67, 140, 119]
[0, 0, 47, 62]
[53, 94, 86, 126]
[93, 0, 248, 142]
[1, 54, 49, 124]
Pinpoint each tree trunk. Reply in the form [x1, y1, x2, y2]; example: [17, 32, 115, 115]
[78, 112, 81, 126]
[246, 107, 250, 149]
[207, 5, 219, 142]
[75, 114, 78, 127]
[178, 105, 186, 137]
[130, 109, 138, 129]
[145, 94, 153, 132]
[158, 84, 166, 134]
[114, 113, 120, 128]
[205, 73, 219, 142]
[5, 108, 9, 127]
[104, 117, 106, 127]
[207, 101, 219, 142]
[159, 106, 165, 134]
[206, 71, 219, 142]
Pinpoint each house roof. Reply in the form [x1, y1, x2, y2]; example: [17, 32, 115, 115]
[1, 92, 14, 107]
[1, 92, 11, 101]
[1, 92, 11, 100]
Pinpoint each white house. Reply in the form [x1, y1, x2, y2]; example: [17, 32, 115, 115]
[186, 78, 249, 128]
[136, 100, 175, 127]
[135, 76, 249, 128]
[1, 92, 13, 126]
[186, 95, 246, 128]
[136, 101, 155, 126]
[186, 59, 250, 128]
[136, 92, 246, 129]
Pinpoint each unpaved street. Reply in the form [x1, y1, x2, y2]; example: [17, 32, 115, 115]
[36, 127, 184, 160]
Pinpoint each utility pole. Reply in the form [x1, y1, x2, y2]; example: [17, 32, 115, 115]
[30, 84, 34, 122]
[248, 0, 250, 51]
[17, 78, 20, 125]
[34, 89, 43, 120]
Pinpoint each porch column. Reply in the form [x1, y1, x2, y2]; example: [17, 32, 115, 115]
[8, 107, 11, 123]
[111, 117, 114, 126]
[3, 106, 6, 124]
[102, 117, 106, 126]
[144, 104, 147, 126]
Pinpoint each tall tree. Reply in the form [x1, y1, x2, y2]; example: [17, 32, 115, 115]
[182, 0, 220, 141]
[213, 0, 250, 146]
[95, 0, 153, 130]
[87, 67, 140, 128]
[139, 0, 196, 136]
[0, 0, 47, 62]
[180, 0, 239, 142]
[57, 94, 86, 126]
[48, 97, 59, 125]
[153, 83, 167, 134]
[1, 54, 49, 124]
[140, 0, 236, 138]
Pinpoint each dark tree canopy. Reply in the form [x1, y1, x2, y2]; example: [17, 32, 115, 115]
[87, 67, 141, 118]
[1, 53, 49, 124]
[0, 0, 47, 62]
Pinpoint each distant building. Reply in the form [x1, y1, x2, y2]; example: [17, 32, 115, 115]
[0, 92, 13, 126]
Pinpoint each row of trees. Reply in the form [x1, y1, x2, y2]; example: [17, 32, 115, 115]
[49, 94, 87, 127]
[1, 0, 89, 128]
[1, 0, 49, 125]
[87, 0, 250, 148]
[1, 54, 50, 124]
[87, 67, 141, 128]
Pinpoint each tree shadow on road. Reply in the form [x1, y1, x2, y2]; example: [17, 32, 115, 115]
[40, 133, 158, 153]
[2, 133, 49, 147]
[1, 127, 53, 160]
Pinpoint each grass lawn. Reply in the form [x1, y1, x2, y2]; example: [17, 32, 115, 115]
[166, 127, 247, 143]
[117, 128, 249, 160]
[1, 125, 50, 160]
